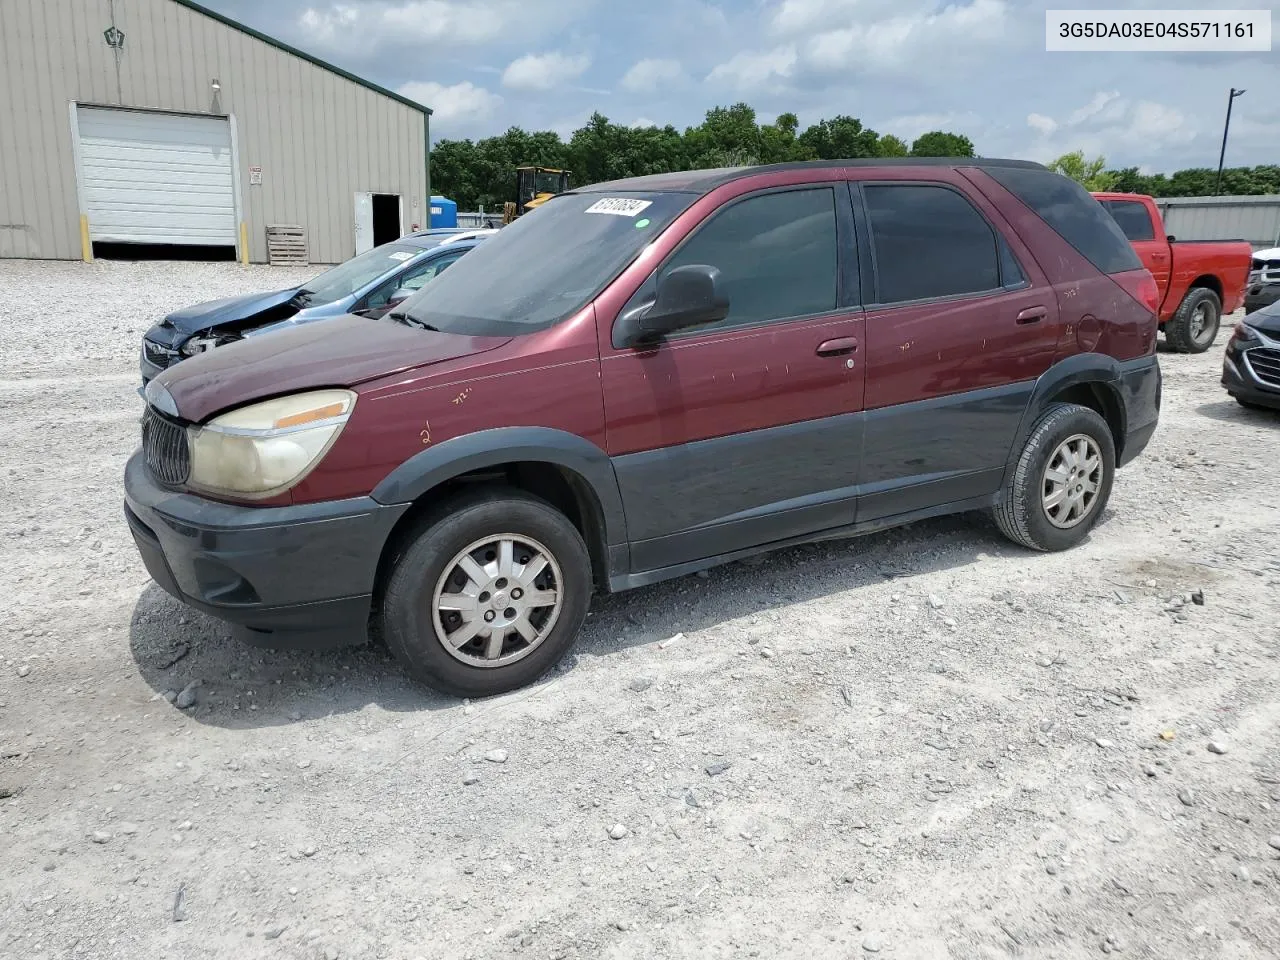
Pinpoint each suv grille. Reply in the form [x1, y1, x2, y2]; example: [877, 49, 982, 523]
[1245, 347, 1280, 388]
[142, 407, 190, 486]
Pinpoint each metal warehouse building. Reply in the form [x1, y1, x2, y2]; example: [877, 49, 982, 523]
[0, 0, 431, 264]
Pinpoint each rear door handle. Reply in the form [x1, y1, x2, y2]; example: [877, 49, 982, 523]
[1016, 307, 1048, 325]
[816, 337, 859, 356]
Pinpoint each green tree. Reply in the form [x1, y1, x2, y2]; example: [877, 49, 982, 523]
[909, 131, 975, 157]
[876, 134, 909, 158]
[684, 103, 762, 167]
[1048, 150, 1118, 191]
[759, 112, 801, 164]
[795, 115, 880, 160]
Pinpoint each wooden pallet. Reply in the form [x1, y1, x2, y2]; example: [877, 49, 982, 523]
[266, 224, 308, 266]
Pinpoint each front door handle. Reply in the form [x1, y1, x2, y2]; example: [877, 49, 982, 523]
[1016, 306, 1048, 325]
[816, 337, 859, 356]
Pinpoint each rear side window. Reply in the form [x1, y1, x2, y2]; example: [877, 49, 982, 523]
[985, 166, 1142, 275]
[658, 186, 838, 330]
[863, 184, 1000, 304]
[1101, 199, 1156, 242]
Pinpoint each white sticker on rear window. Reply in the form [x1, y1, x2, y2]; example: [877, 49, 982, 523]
[584, 197, 653, 217]
[387, 251, 414, 262]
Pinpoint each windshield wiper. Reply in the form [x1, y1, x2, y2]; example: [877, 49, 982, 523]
[388, 310, 440, 332]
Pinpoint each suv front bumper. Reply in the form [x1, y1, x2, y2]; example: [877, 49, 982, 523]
[123, 451, 408, 649]
[1222, 338, 1280, 411]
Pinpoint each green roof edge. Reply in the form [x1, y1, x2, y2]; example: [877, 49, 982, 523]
[169, 0, 433, 116]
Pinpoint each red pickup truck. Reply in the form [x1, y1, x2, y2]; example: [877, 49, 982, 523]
[1093, 192, 1252, 353]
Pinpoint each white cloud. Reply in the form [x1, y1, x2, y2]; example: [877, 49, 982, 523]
[298, 4, 358, 44]
[620, 58, 684, 93]
[804, 0, 1009, 73]
[398, 81, 502, 125]
[705, 45, 797, 91]
[1067, 91, 1123, 126]
[502, 51, 591, 91]
[1017, 93, 1199, 163]
[1027, 113, 1058, 136]
[297, 0, 594, 49]
[630, 117, 657, 129]
[768, 0, 905, 36]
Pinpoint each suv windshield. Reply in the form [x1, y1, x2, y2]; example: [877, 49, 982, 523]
[397, 191, 697, 336]
[302, 243, 424, 303]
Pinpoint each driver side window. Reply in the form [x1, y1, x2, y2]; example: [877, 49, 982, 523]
[625, 187, 839, 334]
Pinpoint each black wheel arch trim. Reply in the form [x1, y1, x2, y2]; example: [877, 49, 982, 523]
[1006, 353, 1130, 469]
[369, 427, 629, 548]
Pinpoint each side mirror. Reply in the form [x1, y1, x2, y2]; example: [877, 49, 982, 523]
[1166, 234, 1176, 242]
[386, 287, 415, 307]
[616, 264, 729, 347]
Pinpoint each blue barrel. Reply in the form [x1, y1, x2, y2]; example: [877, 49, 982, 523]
[429, 196, 458, 229]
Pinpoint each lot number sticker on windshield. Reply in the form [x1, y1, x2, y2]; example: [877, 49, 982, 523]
[585, 197, 652, 217]
[387, 251, 415, 262]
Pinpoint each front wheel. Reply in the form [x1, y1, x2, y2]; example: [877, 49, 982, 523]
[993, 403, 1116, 552]
[381, 491, 592, 697]
[1164, 287, 1222, 354]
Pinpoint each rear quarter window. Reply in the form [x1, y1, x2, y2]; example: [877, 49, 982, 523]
[1101, 199, 1156, 242]
[984, 167, 1142, 275]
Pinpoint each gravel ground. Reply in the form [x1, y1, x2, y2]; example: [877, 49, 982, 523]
[2, 259, 1280, 960]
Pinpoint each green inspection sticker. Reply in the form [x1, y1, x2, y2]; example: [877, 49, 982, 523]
[635, 218, 650, 229]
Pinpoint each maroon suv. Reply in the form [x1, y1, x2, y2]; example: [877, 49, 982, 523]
[125, 158, 1162, 696]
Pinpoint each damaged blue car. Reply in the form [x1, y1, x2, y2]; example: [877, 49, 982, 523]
[139, 227, 495, 387]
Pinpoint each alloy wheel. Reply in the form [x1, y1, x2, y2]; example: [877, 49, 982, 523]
[1042, 434, 1104, 529]
[430, 535, 564, 667]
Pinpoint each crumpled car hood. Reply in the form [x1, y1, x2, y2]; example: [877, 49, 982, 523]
[164, 288, 302, 335]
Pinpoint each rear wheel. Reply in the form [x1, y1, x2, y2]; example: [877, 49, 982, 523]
[381, 491, 591, 697]
[1164, 287, 1222, 354]
[993, 403, 1116, 552]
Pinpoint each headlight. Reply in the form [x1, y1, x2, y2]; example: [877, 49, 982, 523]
[181, 335, 225, 357]
[187, 389, 356, 498]
[1230, 322, 1262, 345]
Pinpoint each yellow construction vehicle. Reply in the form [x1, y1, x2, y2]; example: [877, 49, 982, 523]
[502, 166, 570, 224]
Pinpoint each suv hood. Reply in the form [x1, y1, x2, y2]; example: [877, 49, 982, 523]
[1246, 298, 1280, 334]
[152, 313, 511, 423]
[165, 288, 302, 335]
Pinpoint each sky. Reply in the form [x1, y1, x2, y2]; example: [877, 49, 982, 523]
[199, 0, 1278, 173]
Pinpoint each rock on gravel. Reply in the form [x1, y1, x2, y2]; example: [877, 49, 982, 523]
[608, 824, 628, 840]
[174, 680, 201, 710]
[1207, 741, 1228, 755]
[485, 748, 508, 764]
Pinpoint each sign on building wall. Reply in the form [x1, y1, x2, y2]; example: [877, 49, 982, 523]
[249, 165, 263, 186]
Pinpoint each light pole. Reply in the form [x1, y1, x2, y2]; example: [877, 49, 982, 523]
[1215, 87, 1245, 195]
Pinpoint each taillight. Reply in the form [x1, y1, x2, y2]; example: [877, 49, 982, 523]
[1112, 269, 1160, 315]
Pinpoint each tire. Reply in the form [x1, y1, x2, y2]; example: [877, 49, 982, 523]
[992, 403, 1116, 552]
[380, 489, 591, 697]
[1164, 287, 1222, 354]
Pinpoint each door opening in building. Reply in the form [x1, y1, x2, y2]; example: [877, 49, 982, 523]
[93, 242, 236, 262]
[372, 194, 401, 247]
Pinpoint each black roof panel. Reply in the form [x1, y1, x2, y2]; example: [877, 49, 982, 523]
[576, 157, 1049, 196]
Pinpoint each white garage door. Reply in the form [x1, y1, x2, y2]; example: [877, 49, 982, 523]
[75, 107, 237, 246]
